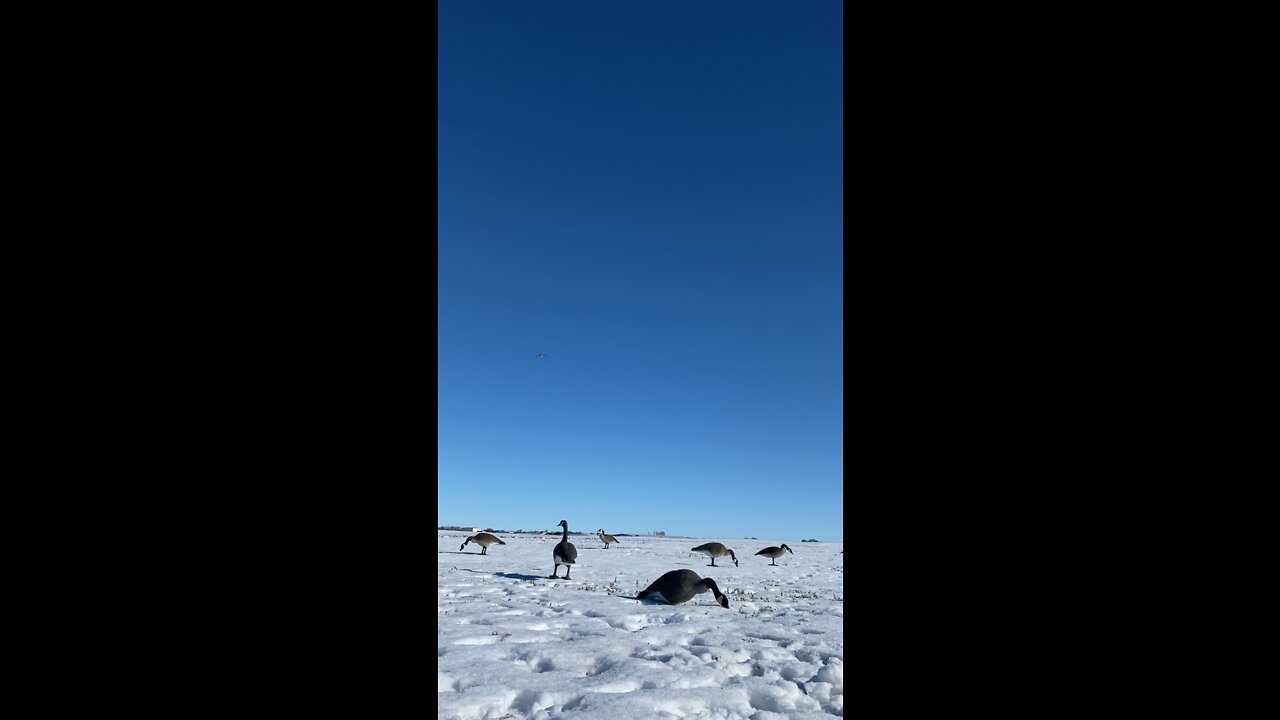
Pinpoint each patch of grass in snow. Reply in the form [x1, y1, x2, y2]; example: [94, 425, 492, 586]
[736, 604, 774, 617]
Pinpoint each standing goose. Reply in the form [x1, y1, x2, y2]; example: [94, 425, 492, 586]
[549, 520, 577, 579]
[639, 569, 729, 608]
[459, 532, 506, 555]
[597, 529, 620, 549]
[755, 543, 793, 566]
[690, 542, 738, 567]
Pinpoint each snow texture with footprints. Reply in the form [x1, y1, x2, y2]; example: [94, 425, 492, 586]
[438, 532, 844, 720]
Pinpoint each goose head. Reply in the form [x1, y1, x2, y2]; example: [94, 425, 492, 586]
[703, 578, 729, 608]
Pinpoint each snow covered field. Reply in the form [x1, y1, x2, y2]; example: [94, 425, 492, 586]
[438, 531, 844, 720]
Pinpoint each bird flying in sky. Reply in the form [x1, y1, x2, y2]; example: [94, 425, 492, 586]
[536, 353, 548, 358]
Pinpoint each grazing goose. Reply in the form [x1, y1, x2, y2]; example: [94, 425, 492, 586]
[459, 532, 506, 555]
[549, 519, 577, 579]
[755, 543, 793, 566]
[690, 542, 738, 567]
[639, 569, 729, 608]
[597, 529, 620, 549]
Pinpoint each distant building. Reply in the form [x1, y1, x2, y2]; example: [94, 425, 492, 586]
[472, 528, 482, 532]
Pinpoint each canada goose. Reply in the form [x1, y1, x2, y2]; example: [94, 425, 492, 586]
[597, 529, 620, 549]
[639, 569, 729, 608]
[690, 542, 738, 567]
[459, 532, 506, 555]
[549, 520, 577, 578]
[755, 544, 793, 565]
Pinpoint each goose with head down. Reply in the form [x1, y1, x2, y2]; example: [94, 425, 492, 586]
[690, 542, 738, 567]
[638, 569, 729, 608]
[459, 533, 506, 555]
[754, 543, 793, 566]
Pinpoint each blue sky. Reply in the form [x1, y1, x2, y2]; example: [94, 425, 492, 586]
[438, 1, 843, 541]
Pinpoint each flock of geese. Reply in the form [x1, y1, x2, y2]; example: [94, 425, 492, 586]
[457, 520, 801, 610]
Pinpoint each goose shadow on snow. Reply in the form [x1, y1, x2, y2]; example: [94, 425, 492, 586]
[493, 571, 550, 581]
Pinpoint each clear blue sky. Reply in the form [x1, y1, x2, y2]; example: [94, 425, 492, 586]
[438, 1, 843, 542]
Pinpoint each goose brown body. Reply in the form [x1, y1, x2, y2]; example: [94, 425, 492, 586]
[597, 529, 620, 549]
[460, 533, 506, 555]
[754, 544, 793, 565]
[550, 520, 577, 578]
[690, 542, 738, 567]
[639, 570, 729, 608]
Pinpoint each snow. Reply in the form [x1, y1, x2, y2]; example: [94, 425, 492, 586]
[438, 532, 844, 720]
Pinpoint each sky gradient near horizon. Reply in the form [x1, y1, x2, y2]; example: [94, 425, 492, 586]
[439, 1, 843, 541]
